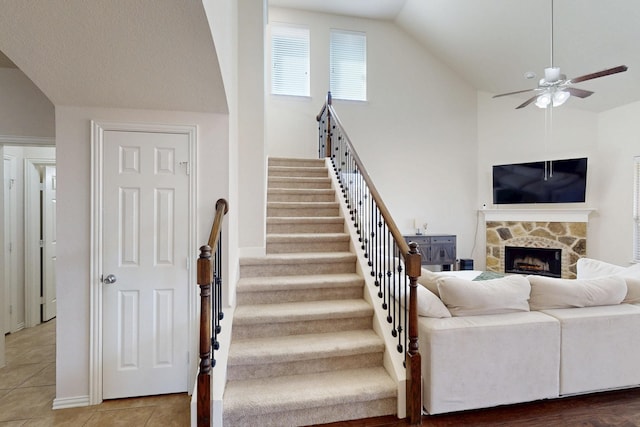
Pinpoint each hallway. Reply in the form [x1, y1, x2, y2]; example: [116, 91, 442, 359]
[0, 320, 190, 426]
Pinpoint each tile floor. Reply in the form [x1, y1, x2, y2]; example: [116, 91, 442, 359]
[0, 319, 191, 426]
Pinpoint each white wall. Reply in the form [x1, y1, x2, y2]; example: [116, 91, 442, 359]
[593, 101, 640, 264]
[266, 8, 479, 263]
[237, 0, 267, 257]
[54, 106, 229, 402]
[0, 68, 54, 137]
[203, 0, 240, 296]
[477, 91, 639, 267]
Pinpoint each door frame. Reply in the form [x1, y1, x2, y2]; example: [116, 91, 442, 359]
[3, 155, 19, 333]
[89, 121, 197, 405]
[24, 158, 56, 328]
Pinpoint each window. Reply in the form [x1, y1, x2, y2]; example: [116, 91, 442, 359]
[634, 156, 640, 262]
[330, 29, 367, 101]
[270, 24, 310, 97]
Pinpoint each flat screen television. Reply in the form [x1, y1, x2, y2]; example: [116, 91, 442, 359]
[492, 157, 587, 204]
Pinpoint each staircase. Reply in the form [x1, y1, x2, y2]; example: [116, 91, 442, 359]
[222, 158, 397, 426]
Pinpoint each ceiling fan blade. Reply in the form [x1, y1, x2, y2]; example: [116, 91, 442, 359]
[569, 65, 628, 84]
[493, 88, 536, 98]
[565, 87, 594, 98]
[515, 95, 538, 109]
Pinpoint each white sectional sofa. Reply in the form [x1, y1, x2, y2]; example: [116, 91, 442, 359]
[415, 259, 640, 415]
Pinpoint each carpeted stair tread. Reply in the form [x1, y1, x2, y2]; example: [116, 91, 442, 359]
[268, 157, 325, 167]
[233, 299, 372, 325]
[240, 251, 356, 266]
[268, 165, 329, 176]
[267, 201, 340, 209]
[237, 273, 363, 292]
[266, 232, 350, 242]
[228, 330, 383, 366]
[223, 367, 396, 416]
[267, 216, 344, 224]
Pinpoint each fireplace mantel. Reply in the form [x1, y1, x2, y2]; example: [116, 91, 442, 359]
[481, 208, 595, 223]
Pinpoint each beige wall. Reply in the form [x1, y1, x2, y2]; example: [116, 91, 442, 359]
[266, 8, 479, 263]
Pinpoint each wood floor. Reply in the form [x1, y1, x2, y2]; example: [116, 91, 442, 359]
[317, 387, 640, 426]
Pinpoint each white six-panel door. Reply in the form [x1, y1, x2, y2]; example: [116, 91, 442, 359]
[43, 165, 57, 322]
[101, 129, 190, 399]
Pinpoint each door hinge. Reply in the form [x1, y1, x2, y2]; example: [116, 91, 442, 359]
[179, 161, 190, 175]
[39, 182, 45, 191]
[9, 179, 15, 190]
[39, 239, 44, 248]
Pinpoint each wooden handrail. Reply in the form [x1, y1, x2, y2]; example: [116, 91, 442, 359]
[197, 198, 229, 427]
[317, 93, 422, 425]
[208, 198, 229, 249]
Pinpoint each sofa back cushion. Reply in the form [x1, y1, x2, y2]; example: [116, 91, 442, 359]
[437, 275, 531, 316]
[528, 275, 627, 310]
[576, 258, 640, 304]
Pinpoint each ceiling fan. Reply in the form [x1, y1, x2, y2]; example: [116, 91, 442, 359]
[493, 0, 628, 109]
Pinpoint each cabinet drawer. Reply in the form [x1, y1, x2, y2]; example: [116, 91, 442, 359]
[431, 236, 455, 244]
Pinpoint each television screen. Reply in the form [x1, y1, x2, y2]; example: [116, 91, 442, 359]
[492, 157, 587, 204]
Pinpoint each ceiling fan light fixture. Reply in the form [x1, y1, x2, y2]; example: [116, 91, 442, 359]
[552, 89, 570, 106]
[535, 92, 552, 108]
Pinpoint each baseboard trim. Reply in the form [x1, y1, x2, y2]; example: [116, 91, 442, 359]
[53, 395, 90, 410]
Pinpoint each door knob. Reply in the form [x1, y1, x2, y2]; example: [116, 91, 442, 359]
[103, 274, 117, 284]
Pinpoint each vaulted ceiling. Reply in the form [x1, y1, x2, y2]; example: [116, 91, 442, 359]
[1, 1, 638, 114]
[270, 0, 640, 112]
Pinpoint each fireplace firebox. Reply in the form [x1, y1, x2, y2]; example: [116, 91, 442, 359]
[504, 246, 562, 278]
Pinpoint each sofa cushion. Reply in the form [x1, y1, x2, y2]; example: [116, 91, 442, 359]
[419, 311, 560, 414]
[576, 258, 640, 304]
[437, 275, 531, 316]
[576, 257, 625, 279]
[541, 304, 640, 395]
[417, 268, 447, 297]
[528, 275, 627, 310]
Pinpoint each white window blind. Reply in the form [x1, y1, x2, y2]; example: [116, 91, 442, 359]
[330, 29, 367, 101]
[271, 24, 310, 97]
[634, 156, 640, 262]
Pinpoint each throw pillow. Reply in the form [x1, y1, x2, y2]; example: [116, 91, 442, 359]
[436, 275, 531, 317]
[393, 280, 451, 318]
[528, 275, 627, 310]
[620, 263, 640, 304]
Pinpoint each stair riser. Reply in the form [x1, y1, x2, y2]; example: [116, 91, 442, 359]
[236, 287, 363, 305]
[227, 352, 383, 381]
[267, 193, 335, 203]
[267, 207, 340, 217]
[266, 240, 350, 254]
[267, 222, 344, 234]
[240, 260, 355, 277]
[268, 179, 332, 189]
[231, 316, 372, 340]
[224, 398, 397, 427]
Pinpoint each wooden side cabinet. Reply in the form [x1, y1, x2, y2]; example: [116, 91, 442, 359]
[403, 234, 456, 269]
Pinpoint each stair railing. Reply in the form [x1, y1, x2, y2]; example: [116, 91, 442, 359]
[196, 198, 229, 427]
[317, 92, 422, 425]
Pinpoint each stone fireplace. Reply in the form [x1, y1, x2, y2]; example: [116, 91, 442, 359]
[483, 209, 592, 279]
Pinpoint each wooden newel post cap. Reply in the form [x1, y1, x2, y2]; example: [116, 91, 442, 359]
[406, 242, 421, 277]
